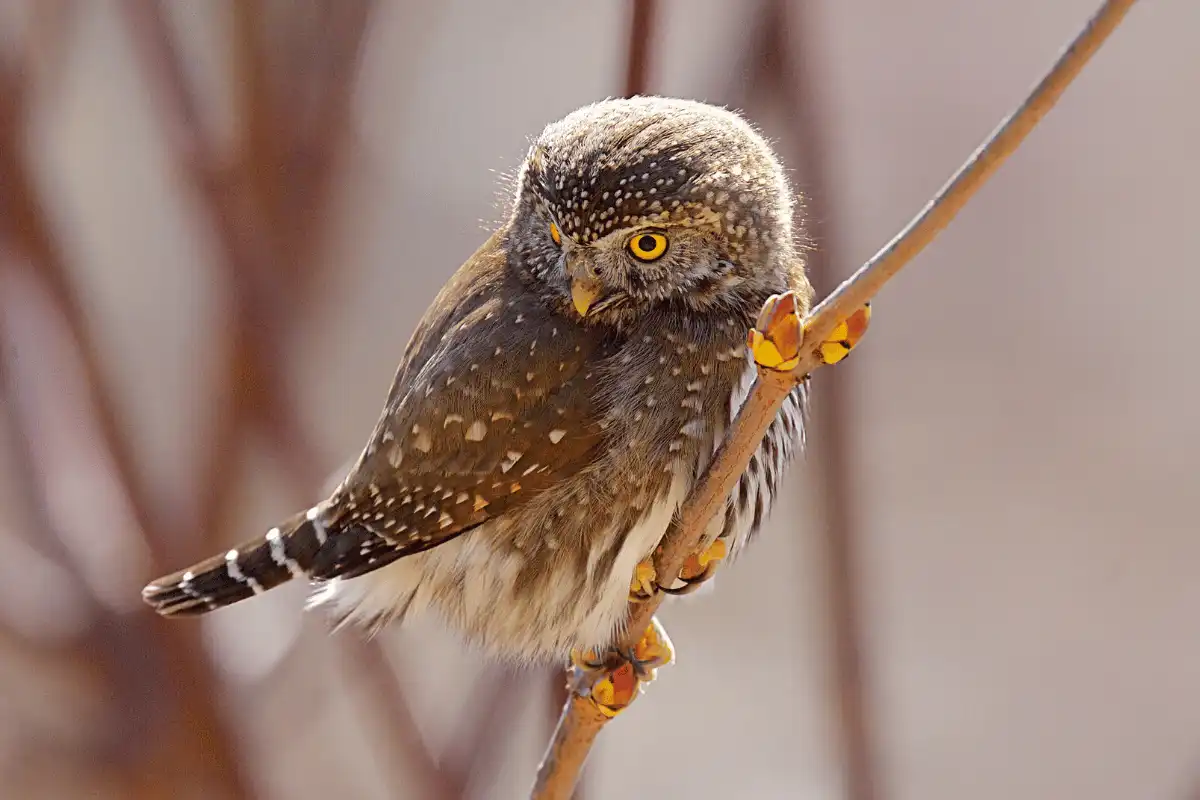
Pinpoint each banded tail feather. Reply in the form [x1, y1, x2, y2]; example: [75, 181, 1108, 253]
[141, 506, 404, 617]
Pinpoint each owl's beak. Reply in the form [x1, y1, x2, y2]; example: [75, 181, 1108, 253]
[570, 277, 603, 317]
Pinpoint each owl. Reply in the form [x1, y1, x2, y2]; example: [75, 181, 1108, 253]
[143, 96, 818, 677]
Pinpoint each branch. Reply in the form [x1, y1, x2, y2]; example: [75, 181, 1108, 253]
[531, 0, 1140, 796]
[622, 0, 657, 97]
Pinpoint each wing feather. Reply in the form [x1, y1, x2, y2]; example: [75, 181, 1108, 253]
[314, 230, 613, 577]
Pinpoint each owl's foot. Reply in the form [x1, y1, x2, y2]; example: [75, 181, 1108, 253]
[815, 303, 872, 365]
[748, 291, 871, 371]
[627, 538, 728, 601]
[569, 617, 674, 717]
[661, 538, 727, 595]
[628, 558, 658, 602]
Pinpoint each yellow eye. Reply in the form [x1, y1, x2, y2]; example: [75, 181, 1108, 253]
[549, 222, 562, 246]
[627, 231, 669, 262]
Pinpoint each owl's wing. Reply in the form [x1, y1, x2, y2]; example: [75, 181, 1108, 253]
[307, 233, 611, 580]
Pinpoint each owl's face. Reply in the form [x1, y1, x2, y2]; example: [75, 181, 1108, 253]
[507, 97, 804, 329]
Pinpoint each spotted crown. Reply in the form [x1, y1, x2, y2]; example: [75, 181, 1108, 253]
[521, 96, 794, 264]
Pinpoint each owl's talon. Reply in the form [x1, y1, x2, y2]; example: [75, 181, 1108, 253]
[628, 558, 658, 602]
[571, 618, 674, 717]
[681, 538, 727, 579]
[661, 538, 728, 595]
[814, 302, 871, 365]
[750, 294, 872, 371]
[629, 539, 728, 599]
[570, 646, 607, 673]
[749, 291, 803, 371]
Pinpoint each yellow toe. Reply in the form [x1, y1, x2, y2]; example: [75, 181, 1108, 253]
[810, 303, 872, 366]
[697, 539, 727, 568]
[820, 340, 850, 365]
[629, 559, 658, 600]
[752, 337, 785, 369]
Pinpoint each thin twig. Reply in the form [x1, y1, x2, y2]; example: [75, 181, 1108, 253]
[531, 694, 607, 800]
[531, 1, 1139, 796]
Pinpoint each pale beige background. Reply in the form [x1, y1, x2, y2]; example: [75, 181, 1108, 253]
[1, 1, 1197, 798]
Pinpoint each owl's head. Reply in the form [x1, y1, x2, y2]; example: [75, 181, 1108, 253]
[508, 97, 808, 329]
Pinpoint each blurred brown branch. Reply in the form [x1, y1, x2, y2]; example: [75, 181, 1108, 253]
[622, 0, 657, 97]
[120, 0, 311, 541]
[117, 3, 504, 798]
[530, 0, 1141, 797]
[0, 337, 105, 668]
[119, 0, 446, 795]
[20, 0, 78, 94]
[5, 2, 503, 796]
[0, 50, 255, 800]
[338, 636, 460, 799]
[442, 665, 530, 795]
[744, 0, 881, 797]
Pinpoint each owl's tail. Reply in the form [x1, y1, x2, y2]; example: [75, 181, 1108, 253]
[141, 507, 330, 617]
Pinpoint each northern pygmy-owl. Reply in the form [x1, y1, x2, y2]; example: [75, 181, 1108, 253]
[143, 96, 816, 666]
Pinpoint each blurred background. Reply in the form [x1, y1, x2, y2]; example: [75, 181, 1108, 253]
[1, 1, 1197, 798]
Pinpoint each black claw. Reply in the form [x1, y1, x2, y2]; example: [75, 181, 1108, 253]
[620, 646, 657, 680]
[659, 561, 719, 595]
[573, 652, 608, 672]
[575, 644, 658, 682]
